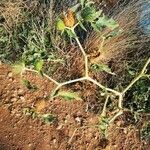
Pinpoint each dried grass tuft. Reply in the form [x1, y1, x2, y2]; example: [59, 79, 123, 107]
[85, 0, 150, 85]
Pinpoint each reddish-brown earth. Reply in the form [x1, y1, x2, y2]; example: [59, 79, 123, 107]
[0, 63, 149, 150]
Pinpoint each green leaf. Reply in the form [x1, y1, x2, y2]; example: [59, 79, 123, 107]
[56, 18, 66, 31]
[91, 63, 115, 75]
[106, 18, 119, 30]
[56, 91, 82, 101]
[91, 22, 101, 32]
[85, 1, 95, 7]
[40, 114, 56, 124]
[99, 116, 109, 132]
[80, 0, 85, 7]
[104, 29, 123, 39]
[34, 59, 44, 72]
[81, 6, 96, 22]
[22, 79, 38, 91]
[96, 15, 119, 30]
[12, 62, 25, 75]
[79, 21, 87, 31]
[71, 3, 80, 12]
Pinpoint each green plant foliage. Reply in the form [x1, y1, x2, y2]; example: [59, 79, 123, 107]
[95, 15, 119, 30]
[140, 122, 150, 142]
[56, 18, 66, 31]
[34, 59, 44, 72]
[0, 27, 10, 61]
[55, 91, 82, 101]
[99, 116, 109, 136]
[22, 107, 37, 119]
[40, 114, 56, 124]
[22, 79, 38, 91]
[91, 63, 115, 75]
[22, 108, 56, 124]
[81, 6, 101, 22]
[125, 78, 150, 113]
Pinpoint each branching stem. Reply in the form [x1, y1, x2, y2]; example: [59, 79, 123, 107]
[23, 23, 150, 128]
[122, 58, 150, 95]
[24, 68, 59, 85]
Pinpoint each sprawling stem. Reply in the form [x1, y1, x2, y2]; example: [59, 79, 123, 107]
[122, 57, 150, 94]
[87, 77, 121, 96]
[70, 28, 89, 77]
[24, 68, 59, 85]
[101, 96, 110, 116]
[109, 110, 123, 124]
[51, 77, 87, 98]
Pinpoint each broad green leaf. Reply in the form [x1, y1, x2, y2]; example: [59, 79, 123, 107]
[81, 6, 96, 22]
[56, 18, 66, 31]
[91, 22, 101, 32]
[56, 91, 82, 101]
[96, 15, 119, 30]
[91, 63, 115, 75]
[12, 62, 25, 75]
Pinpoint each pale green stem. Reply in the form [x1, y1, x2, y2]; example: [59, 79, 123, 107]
[109, 110, 123, 124]
[85, 55, 89, 77]
[60, 77, 87, 85]
[25, 68, 59, 85]
[101, 95, 110, 116]
[122, 57, 150, 95]
[87, 77, 121, 96]
[98, 36, 105, 52]
[70, 28, 89, 77]
[51, 77, 87, 98]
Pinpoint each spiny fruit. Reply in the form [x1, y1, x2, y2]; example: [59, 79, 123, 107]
[62, 9, 75, 27]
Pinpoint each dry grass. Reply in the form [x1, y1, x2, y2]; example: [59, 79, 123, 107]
[85, 0, 150, 85]
[0, 0, 25, 28]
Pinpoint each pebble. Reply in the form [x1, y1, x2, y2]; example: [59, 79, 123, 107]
[7, 72, 13, 78]
[11, 97, 18, 102]
[20, 96, 25, 101]
[28, 143, 32, 147]
[18, 89, 24, 95]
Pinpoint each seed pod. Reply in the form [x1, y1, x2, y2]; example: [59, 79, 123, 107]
[63, 9, 75, 27]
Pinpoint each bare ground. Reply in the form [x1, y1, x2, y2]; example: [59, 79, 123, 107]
[0, 64, 149, 150]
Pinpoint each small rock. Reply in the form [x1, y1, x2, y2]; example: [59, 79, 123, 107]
[75, 117, 81, 123]
[18, 89, 24, 95]
[57, 124, 63, 130]
[20, 96, 25, 101]
[28, 143, 32, 147]
[53, 139, 57, 144]
[11, 97, 18, 102]
[9, 78, 13, 81]
[7, 72, 13, 78]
